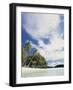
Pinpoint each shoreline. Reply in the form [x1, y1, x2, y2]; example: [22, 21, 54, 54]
[22, 65, 64, 69]
[21, 67, 64, 77]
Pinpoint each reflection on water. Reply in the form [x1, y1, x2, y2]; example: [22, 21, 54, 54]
[21, 67, 64, 78]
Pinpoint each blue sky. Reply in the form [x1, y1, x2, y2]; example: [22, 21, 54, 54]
[21, 12, 64, 65]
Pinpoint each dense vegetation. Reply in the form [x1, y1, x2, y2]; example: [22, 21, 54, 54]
[22, 41, 47, 68]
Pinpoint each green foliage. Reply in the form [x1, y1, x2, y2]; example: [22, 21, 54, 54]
[24, 42, 31, 51]
[21, 47, 25, 66]
[21, 41, 47, 68]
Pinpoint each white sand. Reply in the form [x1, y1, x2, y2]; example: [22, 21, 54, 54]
[21, 67, 64, 77]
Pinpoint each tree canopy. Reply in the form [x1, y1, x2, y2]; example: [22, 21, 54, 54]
[22, 41, 47, 68]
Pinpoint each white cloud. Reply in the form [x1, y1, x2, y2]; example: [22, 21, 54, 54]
[31, 38, 64, 61]
[23, 13, 64, 61]
[23, 13, 60, 40]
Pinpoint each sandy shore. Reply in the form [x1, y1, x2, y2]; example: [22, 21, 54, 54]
[21, 67, 64, 77]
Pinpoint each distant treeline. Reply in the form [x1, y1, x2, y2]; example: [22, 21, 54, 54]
[36, 64, 64, 69]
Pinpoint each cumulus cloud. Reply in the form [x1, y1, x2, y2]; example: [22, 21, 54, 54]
[22, 13, 64, 61]
[31, 39, 64, 61]
[23, 13, 60, 39]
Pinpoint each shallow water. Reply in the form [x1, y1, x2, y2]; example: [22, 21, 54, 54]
[21, 67, 64, 78]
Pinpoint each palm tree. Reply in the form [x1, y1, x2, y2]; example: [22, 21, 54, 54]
[24, 41, 32, 66]
[24, 41, 32, 55]
[27, 48, 38, 67]
[22, 41, 47, 68]
[22, 41, 32, 66]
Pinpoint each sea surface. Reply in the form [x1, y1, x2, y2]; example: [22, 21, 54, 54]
[21, 67, 64, 77]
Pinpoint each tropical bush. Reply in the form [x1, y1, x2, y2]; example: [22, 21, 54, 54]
[21, 41, 47, 68]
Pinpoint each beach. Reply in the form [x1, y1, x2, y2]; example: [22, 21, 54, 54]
[21, 67, 64, 77]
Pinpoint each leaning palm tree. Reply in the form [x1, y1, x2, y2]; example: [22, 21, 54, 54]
[25, 41, 32, 55]
[27, 48, 38, 67]
[22, 46, 27, 66]
[24, 41, 32, 66]
[22, 41, 32, 66]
